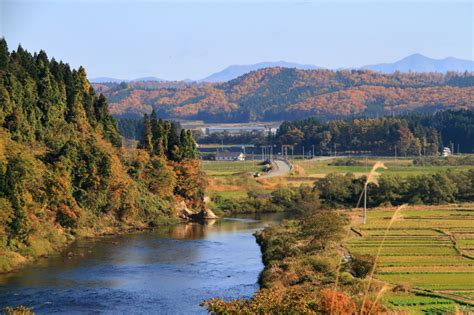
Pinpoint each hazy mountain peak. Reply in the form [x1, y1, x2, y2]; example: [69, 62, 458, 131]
[200, 61, 321, 82]
[363, 54, 473, 73]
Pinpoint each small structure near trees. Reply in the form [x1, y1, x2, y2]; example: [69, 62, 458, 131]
[214, 151, 245, 161]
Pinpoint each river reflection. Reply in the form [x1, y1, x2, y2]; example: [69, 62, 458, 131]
[0, 213, 288, 314]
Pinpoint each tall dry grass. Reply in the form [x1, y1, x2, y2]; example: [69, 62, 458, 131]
[331, 161, 391, 315]
[359, 204, 406, 314]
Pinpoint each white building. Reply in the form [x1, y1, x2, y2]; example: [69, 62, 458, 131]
[442, 147, 452, 157]
[204, 126, 275, 135]
[214, 152, 245, 161]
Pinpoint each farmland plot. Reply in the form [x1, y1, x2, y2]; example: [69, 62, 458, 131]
[348, 204, 474, 312]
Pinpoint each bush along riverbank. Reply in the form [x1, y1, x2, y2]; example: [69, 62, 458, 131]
[202, 210, 387, 314]
[0, 41, 207, 273]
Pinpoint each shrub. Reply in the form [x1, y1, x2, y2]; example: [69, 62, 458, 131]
[319, 289, 356, 315]
[1, 306, 34, 315]
[349, 254, 375, 278]
[301, 211, 348, 251]
[329, 158, 362, 166]
[307, 255, 337, 274]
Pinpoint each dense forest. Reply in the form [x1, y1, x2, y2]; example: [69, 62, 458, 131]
[94, 68, 473, 122]
[0, 39, 204, 272]
[275, 109, 474, 154]
[116, 118, 144, 140]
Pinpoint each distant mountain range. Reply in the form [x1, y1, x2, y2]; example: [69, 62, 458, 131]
[90, 54, 474, 83]
[362, 54, 474, 74]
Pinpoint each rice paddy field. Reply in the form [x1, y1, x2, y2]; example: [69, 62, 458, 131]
[348, 204, 474, 313]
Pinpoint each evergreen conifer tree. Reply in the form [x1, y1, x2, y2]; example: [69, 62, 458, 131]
[0, 38, 8, 71]
[138, 114, 153, 151]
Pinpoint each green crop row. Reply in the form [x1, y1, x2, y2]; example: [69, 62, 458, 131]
[378, 273, 474, 290]
[348, 246, 457, 256]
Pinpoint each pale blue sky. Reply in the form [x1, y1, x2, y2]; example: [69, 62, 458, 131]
[1, 0, 473, 80]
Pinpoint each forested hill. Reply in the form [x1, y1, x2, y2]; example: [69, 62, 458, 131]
[0, 39, 205, 272]
[95, 67, 474, 122]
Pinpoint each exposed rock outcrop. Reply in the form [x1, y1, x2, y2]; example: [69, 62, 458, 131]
[176, 201, 218, 221]
[191, 208, 219, 221]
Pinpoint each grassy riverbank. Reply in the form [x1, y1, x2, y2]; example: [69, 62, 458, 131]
[0, 213, 179, 274]
[203, 211, 387, 313]
[203, 204, 474, 314]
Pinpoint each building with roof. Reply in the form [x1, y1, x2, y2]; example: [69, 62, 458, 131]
[204, 126, 276, 135]
[214, 151, 245, 161]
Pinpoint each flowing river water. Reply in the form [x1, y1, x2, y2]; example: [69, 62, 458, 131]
[0, 213, 288, 314]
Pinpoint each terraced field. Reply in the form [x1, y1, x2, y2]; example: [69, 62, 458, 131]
[348, 204, 474, 313]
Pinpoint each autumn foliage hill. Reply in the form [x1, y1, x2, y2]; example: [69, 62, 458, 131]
[96, 67, 474, 122]
[0, 39, 205, 272]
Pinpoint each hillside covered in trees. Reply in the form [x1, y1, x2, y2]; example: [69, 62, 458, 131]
[95, 68, 474, 122]
[275, 109, 474, 155]
[0, 39, 205, 272]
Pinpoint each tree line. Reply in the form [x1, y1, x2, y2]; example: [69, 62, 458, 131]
[212, 169, 474, 215]
[275, 109, 474, 155]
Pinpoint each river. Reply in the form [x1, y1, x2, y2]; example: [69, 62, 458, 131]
[0, 213, 287, 314]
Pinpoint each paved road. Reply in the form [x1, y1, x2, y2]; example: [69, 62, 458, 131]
[259, 156, 343, 178]
[260, 159, 292, 178]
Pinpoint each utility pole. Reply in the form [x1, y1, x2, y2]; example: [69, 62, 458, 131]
[291, 146, 294, 162]
[363, 185, 367, 224]
[252, 149, 255, 168]
[312, 144, 315, 159]
[302, 146, 305, 160]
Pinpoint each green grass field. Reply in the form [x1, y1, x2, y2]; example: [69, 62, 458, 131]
[201, 160, 264, 176]
[294, 157, 474, 178]
[347, 204, 474, 312]
[210, 189, 273, 199]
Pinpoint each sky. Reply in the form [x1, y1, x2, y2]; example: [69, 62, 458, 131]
[1, 0, 473, 80]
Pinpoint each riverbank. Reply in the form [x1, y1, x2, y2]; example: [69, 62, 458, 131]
[202, 211, 386, 314]
[0, 214, 180, 274]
